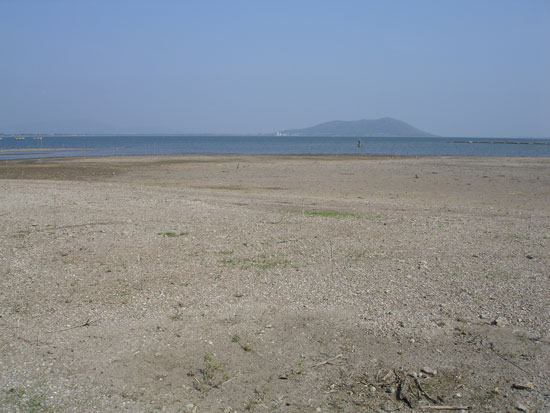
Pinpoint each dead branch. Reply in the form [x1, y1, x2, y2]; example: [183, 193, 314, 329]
[414, 376, 438, 404]
[312, 354, 343, 368]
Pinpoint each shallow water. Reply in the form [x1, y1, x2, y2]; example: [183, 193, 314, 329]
[1, 135, 550, 159]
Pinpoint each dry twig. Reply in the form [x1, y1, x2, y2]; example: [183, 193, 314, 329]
[47, 319, 95, 333]
[312, 354, 343, 368]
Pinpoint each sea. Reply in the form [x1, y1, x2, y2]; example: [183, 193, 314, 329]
[1, 135, 550, 160]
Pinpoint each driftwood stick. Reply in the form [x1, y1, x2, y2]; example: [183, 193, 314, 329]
[312, 354, 343, 368]
[397, 375, 414, 408]
[47, 319, 94, 333]
[414, 377, 438, 404]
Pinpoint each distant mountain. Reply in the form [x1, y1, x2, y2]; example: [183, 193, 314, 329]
[280, 117, 436, 137]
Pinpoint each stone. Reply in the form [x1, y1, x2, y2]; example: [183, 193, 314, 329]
[491, 316, 508, 327]
[421, 367, 437, 375]
[512, 381, 534, 391]
[516, 403, 529, 412]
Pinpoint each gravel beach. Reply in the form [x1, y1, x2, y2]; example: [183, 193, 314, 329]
[1, 155, 549, 412]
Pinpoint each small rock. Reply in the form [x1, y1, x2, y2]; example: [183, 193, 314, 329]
[453, 392, 462, 398]
[421, 367, 437, 375]
[491, 316, 508, 327]
[526, 255, 533, 259]
[184, 403, 196, 412]
[513, 381, 534, 391]
[516, 403, 529, 412]
[369, 385, 376, 393]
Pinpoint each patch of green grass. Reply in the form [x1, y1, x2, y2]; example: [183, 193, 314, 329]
[242, 343, 252, 352]
[221, 257, 238, 266]
[158, 231, 188, 237]
[299, 209, 361, 218]
[221, 254, 291, 270]
[288, 209, 384, 219]
[219, 250, 234, 255]
[347, 250, 370, 260]
[486, 269, 512, 281]
[232, 334, 241, 343]
[3, 387, 53, 413]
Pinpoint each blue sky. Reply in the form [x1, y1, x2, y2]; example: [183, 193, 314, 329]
[1, 0, 549, 136]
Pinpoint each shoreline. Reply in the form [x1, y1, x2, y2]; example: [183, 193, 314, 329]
[1, 151, 550, 161]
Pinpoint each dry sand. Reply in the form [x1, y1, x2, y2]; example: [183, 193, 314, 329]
[1, 155, 549, 412]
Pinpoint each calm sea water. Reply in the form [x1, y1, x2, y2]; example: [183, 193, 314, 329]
[1, 135, 550, 160]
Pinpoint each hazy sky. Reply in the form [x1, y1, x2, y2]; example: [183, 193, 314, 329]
[1, 0, 549, 136]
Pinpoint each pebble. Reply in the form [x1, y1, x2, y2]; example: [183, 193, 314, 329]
[184, 403, 196, 412]
[512, 381, 534, 391]
[492, 316, 508, 327]
[516, 403, 529, 412]
[421, 367, 437, 375]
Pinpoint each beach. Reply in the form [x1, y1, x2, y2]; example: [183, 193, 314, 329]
[1, 155, 549, 411]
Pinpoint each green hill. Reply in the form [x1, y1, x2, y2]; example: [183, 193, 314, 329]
[280, 117, 436, 137]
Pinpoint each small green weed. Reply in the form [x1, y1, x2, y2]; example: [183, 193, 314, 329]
[232, 334, 241, 343]
[201, 353, 221, 384]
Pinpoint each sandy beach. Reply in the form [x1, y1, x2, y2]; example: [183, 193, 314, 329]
[1, 155, 549, 412]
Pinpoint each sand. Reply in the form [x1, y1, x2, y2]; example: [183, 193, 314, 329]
[1, 155, 549, 412]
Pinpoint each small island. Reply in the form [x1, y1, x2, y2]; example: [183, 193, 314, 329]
[277, 117, 436, 137]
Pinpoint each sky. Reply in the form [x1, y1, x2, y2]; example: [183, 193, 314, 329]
[1, 0, 549, 137]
